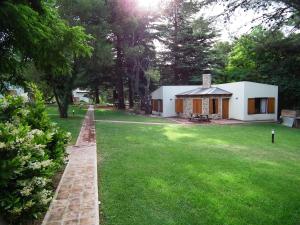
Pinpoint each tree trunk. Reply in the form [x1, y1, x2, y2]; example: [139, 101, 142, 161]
[173, 0, 180, 84]
[94, 87, 100, 104]
[116, 35, 125, 109]
[128, 77, 134, 108]
[53, 88, 69, 118]
[143, 72, 152, 114]
[69, 91, 74, 104]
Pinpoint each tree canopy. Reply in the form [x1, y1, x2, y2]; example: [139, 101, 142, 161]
[1, 0, 300, 115]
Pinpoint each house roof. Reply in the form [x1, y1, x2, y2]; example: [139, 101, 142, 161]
[176, 87, 232, 96]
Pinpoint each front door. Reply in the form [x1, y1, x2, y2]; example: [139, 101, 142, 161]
[222, 98, 229, 119]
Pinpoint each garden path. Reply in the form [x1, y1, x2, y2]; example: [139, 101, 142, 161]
[94, 119, 171, 125]
[42, 105, 99, 225]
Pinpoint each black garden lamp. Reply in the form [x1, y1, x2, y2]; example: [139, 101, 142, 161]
[271, 129, 275, 143]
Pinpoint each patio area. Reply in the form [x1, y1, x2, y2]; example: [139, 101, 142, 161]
[167, 117, 248, 125]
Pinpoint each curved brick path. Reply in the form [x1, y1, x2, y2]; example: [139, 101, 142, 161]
[42, 106, 99, 225]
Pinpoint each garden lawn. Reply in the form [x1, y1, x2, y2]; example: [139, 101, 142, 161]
[46, 105, 86, 144]
[94, 109, 173, 123]
[96, 112, 300, 225]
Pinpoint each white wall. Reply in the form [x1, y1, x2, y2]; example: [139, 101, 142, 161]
[216, 81, 278, 121]
[73, 89, 90, 103]
[215, 82, 245, 120]
[151, 82, 278, 120]
[151, 86, 200, 117]
[243, 82, 278, 121]
[162, 86, 200, 117]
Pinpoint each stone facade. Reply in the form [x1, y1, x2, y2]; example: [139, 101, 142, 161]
[202, 74, 212, 88]
[202, 97, 209, 114]
[178, 96, 223, 119]
[179, 98, 192, 118]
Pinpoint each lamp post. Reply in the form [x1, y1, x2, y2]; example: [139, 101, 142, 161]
[271, 129, 275, 143]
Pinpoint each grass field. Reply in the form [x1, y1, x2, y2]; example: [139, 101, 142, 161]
[94, 109, 173, 123]
[46, 105, 86, 144]
[96, 111, 300, 225]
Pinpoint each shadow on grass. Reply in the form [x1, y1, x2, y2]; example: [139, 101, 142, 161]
[97, 122, 300, 225]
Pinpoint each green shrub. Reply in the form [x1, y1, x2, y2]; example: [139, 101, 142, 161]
[0, 85, 70, 224]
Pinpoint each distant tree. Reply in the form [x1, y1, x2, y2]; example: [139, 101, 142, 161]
[57, 0, 114, 104]
[211, 41, 232, 83]
[157, 0, 218, 85]
[107, 0, 159, 112]
[225, 27, 300, 110]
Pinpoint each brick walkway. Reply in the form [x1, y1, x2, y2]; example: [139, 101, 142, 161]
[42, 106, 99, 225]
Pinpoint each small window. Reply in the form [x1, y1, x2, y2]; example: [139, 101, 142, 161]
[152, 99, 163, 112]
[209, 98, 218, 114]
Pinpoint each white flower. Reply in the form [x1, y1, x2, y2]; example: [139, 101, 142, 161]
[0, 142, 6, 149]
[20, 186, 33, 196]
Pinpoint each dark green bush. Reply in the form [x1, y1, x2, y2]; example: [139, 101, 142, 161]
[0, 85, 70, 224]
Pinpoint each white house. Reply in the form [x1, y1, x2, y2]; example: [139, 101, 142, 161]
[151, 74, 278, 121]
[0, 84, 28, 100]
[72, 89, 90, 103]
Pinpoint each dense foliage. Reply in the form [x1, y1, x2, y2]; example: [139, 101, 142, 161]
[0, 85, 70, 224]
[0, 0, 93, 118]
[157, 0, 218, 85]
[212, 27, 300, 110]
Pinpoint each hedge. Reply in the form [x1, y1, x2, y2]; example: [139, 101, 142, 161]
[0, 85, 70, 224]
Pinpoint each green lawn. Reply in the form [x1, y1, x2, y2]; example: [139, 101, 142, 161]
[46, 105, 86, 144]
[96, 111, 300, 225]
[94, 109, 173, 123]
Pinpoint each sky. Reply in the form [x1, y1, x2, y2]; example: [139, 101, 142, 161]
[137, 0, 283, 43]
[200, 3, 263, 42]
[153, 1, 263, 51]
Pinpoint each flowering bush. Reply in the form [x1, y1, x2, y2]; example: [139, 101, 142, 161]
[0, 85, 70, 224]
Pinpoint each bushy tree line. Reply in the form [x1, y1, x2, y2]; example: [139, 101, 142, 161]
[0, 85, 70, 224]
[0, 0, 93, 118]
[212, 27, 300, 110]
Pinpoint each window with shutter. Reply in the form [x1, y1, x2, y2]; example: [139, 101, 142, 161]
[152, 100, 158, 111]
[209, 98, 218, 114]
[248, 98, 275, 114]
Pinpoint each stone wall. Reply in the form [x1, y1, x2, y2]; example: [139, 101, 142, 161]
[202, 97, 209, 114]
[182, 98, 192, 118]
[178, 96, 223, 119]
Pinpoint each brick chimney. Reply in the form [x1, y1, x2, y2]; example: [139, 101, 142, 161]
[202, 73, 211, 89]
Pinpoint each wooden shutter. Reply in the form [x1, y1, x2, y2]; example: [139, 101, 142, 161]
[248, 98, 255, 114]
[215, 99, 219, 114]
[158, 100, 163, 112]
[267, 98, 275, 113]
[209, 98, 213, 114]
[152, 100, 158, 111]
[175, 99, 183, 113]
[222, 98, 229, 119]
[193, 99, 202, 114]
